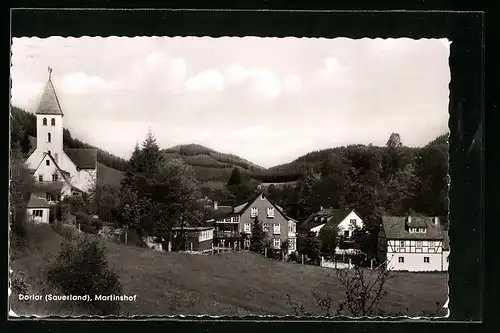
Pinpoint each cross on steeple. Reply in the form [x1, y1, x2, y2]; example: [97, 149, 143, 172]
[48, 66, 53, 80]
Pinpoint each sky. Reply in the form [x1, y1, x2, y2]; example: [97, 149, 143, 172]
[10, 37, 450, 168]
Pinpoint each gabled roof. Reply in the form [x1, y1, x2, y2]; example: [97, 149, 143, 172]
[36, 79, 64, 116]
[300, 208, 353, 230]
[208, 192, 294, 222]
[381, 216, 445, 240]
[64, 148, 97, 169]
[27, 193, 51, 208]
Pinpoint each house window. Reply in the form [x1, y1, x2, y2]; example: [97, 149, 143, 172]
[267, 207, 275, 218]
[43, 118, 47, 126]
[421, 228, 427, 233]
[52, 174, 58, 181]
[251, 207, 258, 217]
[234, 216, 240, 223]
[47, 133, 51, 142]
[424, 257, 430, 263]
[260, 194, 265, 200]
[398, 257, 404, 263]
[244, 223, 251, 233]
[350, 219, 356, 226]
[51, 118, 55, 126]
[46, 192, 53, 202]
[38, 175, 43, 181]
[32, 209, 43, 217]
[344, 230, 350, 238]
[289, 223, 296, 234]
[289, 238, 296, 251]
[416, 241, 423, 248]
[263, 223, 269, 232]
[273, 238, 281, 249]
[409, 228, 415, 233]
[273, 223, 280, 235]
[400, 241, 405, 248]
[244, 239, 250, 248]
[46, 160, 50, 166]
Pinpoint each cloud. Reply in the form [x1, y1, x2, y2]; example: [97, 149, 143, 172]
[185, 69, 224, 92]
[226, 65, 281, 99]
[282, 74, 303, 92]
[58, 72, 116, 95]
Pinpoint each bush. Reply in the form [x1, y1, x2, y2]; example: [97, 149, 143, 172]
[52, 222, 80, 240]
[10, 269, 30, 296]
[74, 212, 103, 234]
[289, 251, 298, 262]
[47, 236, 122, 315]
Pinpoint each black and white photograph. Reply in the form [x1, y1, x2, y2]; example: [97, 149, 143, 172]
[9, 35, 451, 318]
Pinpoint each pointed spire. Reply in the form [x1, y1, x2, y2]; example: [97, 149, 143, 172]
[36, 68, 64, 116]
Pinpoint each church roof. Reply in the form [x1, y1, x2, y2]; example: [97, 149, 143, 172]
[64, 148, 97, 169]
[36, 78, 64, 116]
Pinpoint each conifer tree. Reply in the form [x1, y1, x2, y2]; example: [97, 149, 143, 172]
[250, 217, 266, 253]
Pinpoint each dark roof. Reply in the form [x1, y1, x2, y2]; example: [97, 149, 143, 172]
[208, 192, 294, 222]
[381, 216, 445, 240]
[27, 194, 51, 208]
[33, 181, 64, 192]
[36, 79, 64, 116]
[64, 148, 97, 169]
[172, 227, 214, 231]
[300, 208, 353, 230]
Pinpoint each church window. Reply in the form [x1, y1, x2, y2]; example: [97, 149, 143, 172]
[47, 133, 51, 142]
[43, 118, 47, 126]
[46, 160, 50, 166]
[46, 192, 53, 201]
[52, 174, 58, 181]
[51, 118, 55, 126]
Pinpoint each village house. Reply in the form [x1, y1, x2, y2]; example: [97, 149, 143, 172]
[24, 68, 98, 207]
[377, 216, 450, 272]
[26, 193, 51, 223]
[171, 226, 215, 252]
[299, 207, 364, 240]
[206, 192, 298, 254]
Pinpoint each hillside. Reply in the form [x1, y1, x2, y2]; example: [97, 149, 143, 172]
[10, 223, 448, 317]
[162, 144, 266, 184]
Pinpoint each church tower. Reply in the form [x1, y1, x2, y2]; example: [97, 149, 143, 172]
[35, 67, 64, 166]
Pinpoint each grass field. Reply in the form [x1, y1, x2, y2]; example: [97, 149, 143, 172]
[10, 224, 448, 317]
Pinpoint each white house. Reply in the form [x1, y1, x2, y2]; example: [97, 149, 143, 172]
[26, 193, 51, 223]
[377, 216, 450, 272]
[24, 68, 97, 203]
[300, 207, 364, 239]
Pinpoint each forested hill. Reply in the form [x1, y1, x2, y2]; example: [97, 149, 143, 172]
[10, 106, 128, 172]
[162, 144, 267, 184]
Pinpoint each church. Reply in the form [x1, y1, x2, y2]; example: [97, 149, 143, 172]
[25, 68, 98, 217]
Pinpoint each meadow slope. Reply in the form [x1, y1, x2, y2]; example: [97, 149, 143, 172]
[10, 224, 448, 317]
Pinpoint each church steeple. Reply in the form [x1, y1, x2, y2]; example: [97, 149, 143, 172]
[36, 67, 64, 116]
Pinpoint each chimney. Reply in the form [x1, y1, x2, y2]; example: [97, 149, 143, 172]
[433, 216, 440, 226]
[213, 201, 218, 210]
